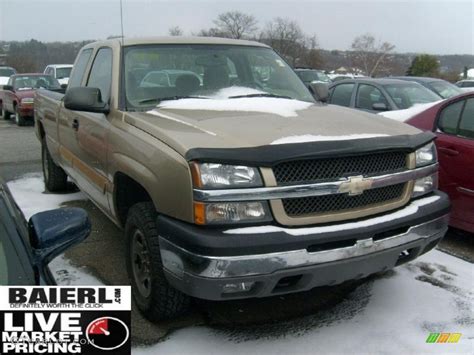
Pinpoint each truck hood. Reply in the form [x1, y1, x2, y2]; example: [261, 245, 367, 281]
[125, 99, 420, 157]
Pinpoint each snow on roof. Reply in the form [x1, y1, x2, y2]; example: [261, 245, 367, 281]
[270, 134, 389, 145]
[48, 64, 73, 68]
[155, 87, 314, 117]
[377, 100, 443, 122]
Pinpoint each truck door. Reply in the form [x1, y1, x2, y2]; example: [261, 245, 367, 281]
[58, 47, 112, 211]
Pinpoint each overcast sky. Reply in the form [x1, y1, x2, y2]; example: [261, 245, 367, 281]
[0, 0, 473, 54]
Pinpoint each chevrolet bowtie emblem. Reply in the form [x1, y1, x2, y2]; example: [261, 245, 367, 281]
[338, 175, 373, 196]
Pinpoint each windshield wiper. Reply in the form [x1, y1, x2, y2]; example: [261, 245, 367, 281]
[138, 95, 209, 104]
[228, 93, 292, 99]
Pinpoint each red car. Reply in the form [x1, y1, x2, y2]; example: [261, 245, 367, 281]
[0, 74, 60, 126]
[406, 92, 474, 233]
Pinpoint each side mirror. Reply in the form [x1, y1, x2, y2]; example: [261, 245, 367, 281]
[3, 85, 13, 91]
[309, 82, 329, 102]
[64, 87, 109, 114]
[372, 102, 389, 111]
[29, 208, 91, 264]
[60, 83, 68, 89]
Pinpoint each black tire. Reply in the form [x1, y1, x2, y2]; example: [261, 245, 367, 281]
[126, 202, 190, 322]
[42, 139, 68, 191]
[4, 109, 11, 120]
[15, 109, 26, 126]
[0, 107, 4, 120]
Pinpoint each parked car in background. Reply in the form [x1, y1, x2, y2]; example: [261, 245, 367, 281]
[0, 180, 90, 285]
[455, 80, 474, 92]
[0, 66, 17, 86]
[405, 92, 474, 233]
[0, 74, 61, 125]
[389, 76, 462, 99]
[294, 68, 332, 87]
[35, 37, 449, 322]
[44, 64, 73, 85]
[328, 78, 440, 113]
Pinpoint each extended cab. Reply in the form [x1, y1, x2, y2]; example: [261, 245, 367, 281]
[35, 37, 450, 322]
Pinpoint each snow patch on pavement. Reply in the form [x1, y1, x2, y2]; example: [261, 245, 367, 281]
[7, 173, 85, 219]
[49, 255, 104, 286]
[153, 86, 314, 117]
[378, 101, 443, 122]
[224, 195, 440, 236]
[270, 133, 389, 145]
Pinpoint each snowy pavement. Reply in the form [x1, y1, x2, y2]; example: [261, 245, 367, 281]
[7, 174, 474, 355]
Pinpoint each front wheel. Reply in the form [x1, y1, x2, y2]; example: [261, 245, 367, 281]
[126, 202, 190, 322]
[42, 139, 68, 191]
[15, 109, 26, 126]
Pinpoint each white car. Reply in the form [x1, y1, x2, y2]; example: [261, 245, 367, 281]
[0, 66, 16, 86]
[455, 80, 474, 93]
[44, 64, 73, 86]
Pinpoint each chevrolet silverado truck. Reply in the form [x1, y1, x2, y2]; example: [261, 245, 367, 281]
[35, 37, 450, 322]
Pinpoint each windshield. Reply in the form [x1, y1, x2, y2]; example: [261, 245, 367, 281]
[56, 67, 72, 79]
[124, 44, 315, 109]
[428, 81, 462, 99]
[383, 83, 440, 109]
[13, 75, 61, 90]
[0, 68, 16, 77]
[297, 70, 331, 83]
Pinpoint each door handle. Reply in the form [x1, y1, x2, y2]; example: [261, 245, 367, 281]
[438, 147, 459, 156]
[72, 118, 79, 131]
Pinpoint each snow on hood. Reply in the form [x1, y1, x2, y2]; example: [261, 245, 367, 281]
[378, 100, 443, 122]
[154, 87, 314, 117]
[0, 77, 9, 85]
[270, 133, 389, 145]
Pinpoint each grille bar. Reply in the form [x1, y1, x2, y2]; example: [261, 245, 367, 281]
[273, 152, 408, 185]
[282, 183, 407, 217]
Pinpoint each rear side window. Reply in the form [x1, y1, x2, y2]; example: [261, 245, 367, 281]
[438, 100, 464, 134]
[459, 98, 474, 138]
[68, 49, 93, 88]
[87, 48, 113, 103]
[329, 83, 354, 107]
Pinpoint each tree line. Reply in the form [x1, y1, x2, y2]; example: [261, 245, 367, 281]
[1, 10, 471, 80]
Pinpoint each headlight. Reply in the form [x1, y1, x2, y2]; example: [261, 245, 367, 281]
[194, 201, 272, 225]
[412, 173, 438, 198]
[191, 162, 263, 189]
[21, 98, 34, 104]
[415, 142, 437, 167]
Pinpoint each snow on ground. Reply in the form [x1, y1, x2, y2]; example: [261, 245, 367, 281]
[7, 173, 85, 219]
[378, 101, 443, 122]
[152, 86, 314, 117]
[7, 174, 474, 354]
[270, 133, 388, 145]
[134, 249, 473, 355]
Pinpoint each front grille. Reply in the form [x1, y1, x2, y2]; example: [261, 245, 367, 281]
[273, 152, 407, 185]
[282, 183, 406, 217]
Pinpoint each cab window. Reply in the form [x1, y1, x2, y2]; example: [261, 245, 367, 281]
[87, 48, 113, 103]
[68, 48, 93, 88]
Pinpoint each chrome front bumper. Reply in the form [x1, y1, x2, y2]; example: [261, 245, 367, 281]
[160, 214, 449, 280]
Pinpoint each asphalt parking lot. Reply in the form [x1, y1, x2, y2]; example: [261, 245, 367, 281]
[1, 118, 473, 348]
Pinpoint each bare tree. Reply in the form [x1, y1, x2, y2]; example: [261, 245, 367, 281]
[168, 26, 183, 36]
[213, 11, 258, 39]
[261, 18, 322, 67]
[350, 33, 395, 77]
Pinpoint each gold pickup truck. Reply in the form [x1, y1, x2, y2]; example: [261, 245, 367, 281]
[35, 37, 450, 322]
